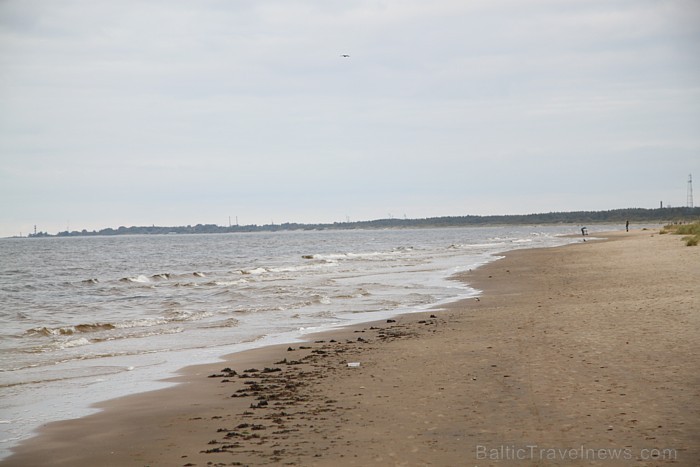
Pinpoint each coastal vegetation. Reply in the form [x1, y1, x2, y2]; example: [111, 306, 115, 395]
[661, 221, 700, 246]
[26, 207, 700, 238]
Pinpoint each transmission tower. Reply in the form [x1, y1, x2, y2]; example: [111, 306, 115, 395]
[688, 174, 694, 208]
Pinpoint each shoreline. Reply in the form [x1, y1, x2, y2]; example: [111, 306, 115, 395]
[4, 229, 699, 465]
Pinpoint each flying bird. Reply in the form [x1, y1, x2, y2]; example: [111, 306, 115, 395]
[341, 54, 350, 57]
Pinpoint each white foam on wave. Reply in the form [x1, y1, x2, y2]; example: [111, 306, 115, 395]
[57, 337, 91, 349]
[114, 317, 169, 329]
[150, 273, 172, 280]
[24, 322, 117, 338]
[166, 310, 214, 322]
[243, 267, 267, 275]
[457, 241, 504, 248]
[268, 262, 338, 274]
[306, 250, 402, 262]
[132, 327, 184, 339]
[210, 279, 248, 286]
[310, 294, 332, 305]
[121, 275, 151, 283]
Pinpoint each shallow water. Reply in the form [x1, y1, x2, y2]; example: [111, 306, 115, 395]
[0, 225, 608, 457]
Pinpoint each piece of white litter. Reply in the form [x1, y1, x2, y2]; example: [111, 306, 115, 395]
[347, 362, 360, 368]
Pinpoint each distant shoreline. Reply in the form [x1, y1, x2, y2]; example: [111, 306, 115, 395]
[16, 206, 700, 238]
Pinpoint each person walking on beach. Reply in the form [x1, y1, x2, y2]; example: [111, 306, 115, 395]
[626, 220, 629, 232]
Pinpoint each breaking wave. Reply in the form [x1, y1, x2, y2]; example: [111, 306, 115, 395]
[23, 314, 206, 340]
[119, 275, 151, 283]
[25, 323, 116, 337]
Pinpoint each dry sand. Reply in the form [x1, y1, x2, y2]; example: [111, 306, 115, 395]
[4, 229, 699, 466]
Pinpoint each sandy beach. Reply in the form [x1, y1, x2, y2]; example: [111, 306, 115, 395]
[4, 229, 699, 466]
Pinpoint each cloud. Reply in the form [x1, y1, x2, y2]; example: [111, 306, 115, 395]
[1, 0, 698, 236]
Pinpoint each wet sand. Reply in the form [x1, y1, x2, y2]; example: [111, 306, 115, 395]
[4, 229, 699, 466]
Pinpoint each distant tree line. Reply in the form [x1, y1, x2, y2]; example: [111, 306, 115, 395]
[27, 207, 700, 238]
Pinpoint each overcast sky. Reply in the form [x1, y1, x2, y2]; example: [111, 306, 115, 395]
[1, 0, 699, 236]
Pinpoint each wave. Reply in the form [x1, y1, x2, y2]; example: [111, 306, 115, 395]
[332, 288, 371, 299]
[308, 310, 337, 319]
[119, 272, 205, 283]
[83, 272, 208, 286]
[163, 310, 214, 322]
[113, 317, 169, 329]
[22, 325, 186, 354]
[201, 317, 239, 329]
[309, 294, 332, 305]
[27, 311, 220, 338]
[300, 248, 412, 264]
[23, 315, 180, 340]
[60, 337, 91, 348]
[94, 326, 184, 343]
[150, 273, 172, 280]
[241, 267, 267, 275]
[119, 275, 151, 283]
[204, 279, 248, 287]
[449, 241, 507, 250]
[25, 323, 116, 337]
[268, 262, 338, 274]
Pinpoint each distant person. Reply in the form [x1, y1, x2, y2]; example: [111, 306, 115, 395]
[626, 220, 629, 232]
[581, 227, 587, 236]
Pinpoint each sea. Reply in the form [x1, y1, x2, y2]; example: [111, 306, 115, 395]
[0, 225, 612, 458]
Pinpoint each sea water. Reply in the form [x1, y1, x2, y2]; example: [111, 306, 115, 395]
[0, 225, 609, 457]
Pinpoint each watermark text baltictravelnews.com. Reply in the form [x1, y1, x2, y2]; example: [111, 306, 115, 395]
[475, 444, 678, 462]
